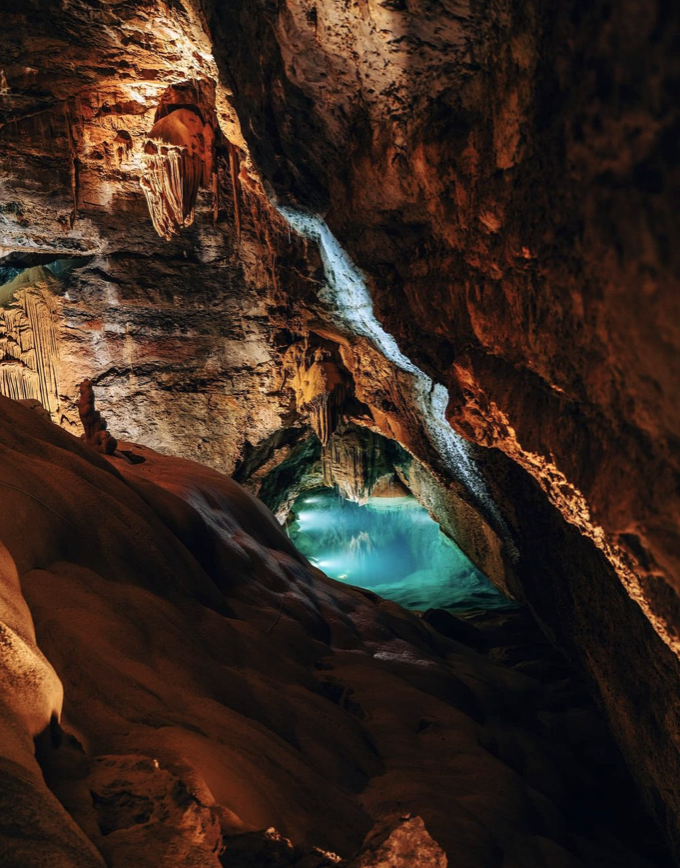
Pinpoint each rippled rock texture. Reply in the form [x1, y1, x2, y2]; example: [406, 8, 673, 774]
[0, 397, 670, 867]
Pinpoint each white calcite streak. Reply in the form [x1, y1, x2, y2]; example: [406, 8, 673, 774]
[277, 205, 517, 558]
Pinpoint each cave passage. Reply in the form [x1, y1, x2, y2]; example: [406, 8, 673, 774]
[288, 487, 512, 611]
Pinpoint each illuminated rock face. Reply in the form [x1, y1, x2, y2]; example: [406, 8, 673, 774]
[0, 268, 62, 415]
[141, 107, 215, 240]
[0, 5, 304, 471]
[350, 815, 447, 868]
[286, 339, 351, 446]
[321, 426, 401, 505]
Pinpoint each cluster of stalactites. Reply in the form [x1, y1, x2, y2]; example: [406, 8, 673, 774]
[287, 342, 350, 446]
[0, 275, 61, 415]
[321, 425, 399, 505]
[140, 108, 213, 241]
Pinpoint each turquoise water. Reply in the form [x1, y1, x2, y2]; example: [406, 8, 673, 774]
[288, 488, 512, 611]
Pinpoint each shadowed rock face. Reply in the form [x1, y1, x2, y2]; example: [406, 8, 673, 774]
[0, 0, 679, 861]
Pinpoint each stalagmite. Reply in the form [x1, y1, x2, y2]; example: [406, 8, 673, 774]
[140, 108, 213, 240]
[77, 379, 117, 455]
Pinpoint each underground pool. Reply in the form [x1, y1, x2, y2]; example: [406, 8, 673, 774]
[288, 487, 513, 611]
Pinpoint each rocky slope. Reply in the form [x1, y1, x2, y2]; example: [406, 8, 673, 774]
[0, 396, 671, 867]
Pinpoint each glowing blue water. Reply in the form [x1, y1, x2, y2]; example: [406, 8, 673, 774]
[276, 206, 517, 560]
[289, 488, 512, 611]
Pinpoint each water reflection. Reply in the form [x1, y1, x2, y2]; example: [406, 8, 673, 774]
[289, 488, 513, 611]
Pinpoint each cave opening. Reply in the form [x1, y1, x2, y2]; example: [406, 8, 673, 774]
[288, 486, 512, 611]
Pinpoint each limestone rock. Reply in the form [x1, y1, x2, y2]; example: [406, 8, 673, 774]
[0, 0, 679, 862]
[0, 267, 61, 416]
[87, 755, 223, 868]
[141, 106, 215, 240]
[321, 425, 405, 505]
[77, 379, 117, 454]
[348, 815, 447, 868]
[287, 340, 352, 447]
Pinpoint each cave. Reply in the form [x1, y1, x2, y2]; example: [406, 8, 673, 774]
[0, 1, 678, 867]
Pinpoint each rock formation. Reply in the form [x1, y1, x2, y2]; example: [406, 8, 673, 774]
[0, 0, 678, 863]
[287, 340, 352, 447]
[77, 379, 117, 455]
[0, 267, 62, 415]
[349, 815, 447, 868]
[321, 425, 404, 505]
[141, 102, 215, 240]
[0, 397, 670, 867]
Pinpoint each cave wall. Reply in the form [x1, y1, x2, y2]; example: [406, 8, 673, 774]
[0, 0, 315, 473]
[196, 0, 680, 852]
[0, 0, 512, 575]
[198, 0, 680, 650]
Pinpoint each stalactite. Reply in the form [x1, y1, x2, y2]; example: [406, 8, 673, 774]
[0, 276, 61, 415]
[322, 427, 370, 503]
[140, 107, 214, 241]
[321, 425, 404, 504]
[228, 141, 241, 240]
[310, 393, 331, 447]
[141, 143, 201, 240]
[287, 341, 350, 446]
